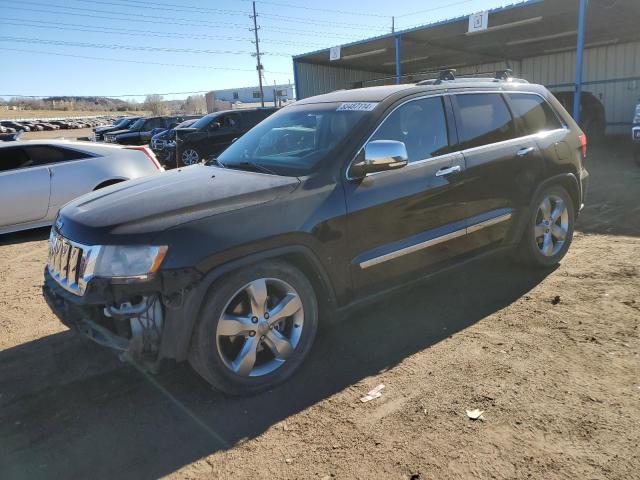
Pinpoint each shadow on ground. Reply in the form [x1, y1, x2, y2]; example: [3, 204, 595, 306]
[0, 256, 551, 480]
[0, 227, 49, 246]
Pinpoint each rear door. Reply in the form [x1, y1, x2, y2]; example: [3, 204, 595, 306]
[0, 146, 51, 227]
[344, 95, 468, 295]
[450, 92, 542, 251]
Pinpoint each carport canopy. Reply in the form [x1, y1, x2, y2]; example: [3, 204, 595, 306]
[294, 0, 640, 82]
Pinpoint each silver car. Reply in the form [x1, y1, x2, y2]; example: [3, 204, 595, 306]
[0, 140, 163, 235]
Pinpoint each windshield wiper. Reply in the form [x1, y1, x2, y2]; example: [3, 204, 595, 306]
[229, 161, 276, 175]
[206, 156, 226, 168]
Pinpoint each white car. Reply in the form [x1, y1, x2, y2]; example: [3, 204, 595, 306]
[0, 140, 163, 235]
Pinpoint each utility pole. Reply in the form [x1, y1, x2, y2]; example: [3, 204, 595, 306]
[391, 16, 395, 33]
[250, 1, 265, 107]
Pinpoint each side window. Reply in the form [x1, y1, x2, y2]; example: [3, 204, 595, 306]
[507, 93, 563, 134]
[453, 93, 516, 149]
[221, 114, 241, 129]
[24, 146, 89, 166]
[370, 96, 449, 163]
[0, 147, 30, 172]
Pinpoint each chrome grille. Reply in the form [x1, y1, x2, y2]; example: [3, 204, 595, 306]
[47, 230, 101, 296]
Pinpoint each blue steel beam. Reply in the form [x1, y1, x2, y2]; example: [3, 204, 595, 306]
[395, 35, 402, 85]
[573, 0, 588, 123]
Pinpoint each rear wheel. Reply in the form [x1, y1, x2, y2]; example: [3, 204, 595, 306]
[189, 260, 318, 395]
[514, 185, 575, 268]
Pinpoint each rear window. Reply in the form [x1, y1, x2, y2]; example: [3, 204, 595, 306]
[507, 93, 563, 134]
[25, 146, 90, 165]
[453, 93, 516, 149]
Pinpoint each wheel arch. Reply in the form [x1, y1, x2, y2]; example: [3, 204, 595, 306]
[167, 245, 338, 362]
[93, 178, 127, 190]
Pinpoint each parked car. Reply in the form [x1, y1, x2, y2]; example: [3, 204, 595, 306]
[552, 91, 606, 142]
[175, 108, 277, 165]
[0, 140, 163, 235]
[1, 121, 29, 132]
[633, 99, 640, 165]
[105, 116, 194, 146]
[43, 75, 588, 395]
[93, 116, 140, 141]
[150, 118, 200, 168]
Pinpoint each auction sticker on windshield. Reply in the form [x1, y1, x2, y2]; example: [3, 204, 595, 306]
[336, 102, 378, 112]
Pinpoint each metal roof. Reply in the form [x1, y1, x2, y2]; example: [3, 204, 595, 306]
[293, 0, 640, 75]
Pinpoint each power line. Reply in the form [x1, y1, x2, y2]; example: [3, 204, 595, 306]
[395, 0, 474, 18]
[0, 19, 328, 48]
[0, 35, 293, 56]
[3, 6, 359, 40]
[1, 47, 293, 74]
[238, 0, 390, 18]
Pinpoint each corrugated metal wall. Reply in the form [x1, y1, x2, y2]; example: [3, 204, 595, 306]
[295, 63, 386, 99]
[296, 41, 640, 135]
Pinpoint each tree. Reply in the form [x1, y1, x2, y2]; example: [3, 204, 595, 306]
[144, 94, 166, 115]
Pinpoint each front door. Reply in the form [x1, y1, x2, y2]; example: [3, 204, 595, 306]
[343, 95, 468, 296]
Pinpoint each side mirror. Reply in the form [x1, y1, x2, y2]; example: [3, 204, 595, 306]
[349, 140, 408, 179]
[210, 122, 221, 131]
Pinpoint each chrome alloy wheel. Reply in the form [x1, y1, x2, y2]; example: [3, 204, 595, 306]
[181, 148, 200, 165]
[534, 194, 569, 257]
[215, 278, 304, 377]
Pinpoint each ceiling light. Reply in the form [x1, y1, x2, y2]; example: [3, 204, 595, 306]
[465, 16, 543, 35]
[507, 30, 577, 46]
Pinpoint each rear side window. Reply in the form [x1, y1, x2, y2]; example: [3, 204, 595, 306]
[507, 93, 563, 134]
[370, 96, 449, 163]
[24, 146, 90, 166]
[453, 93, 515, 149]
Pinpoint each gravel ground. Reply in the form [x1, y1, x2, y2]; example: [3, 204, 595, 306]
[0, 140, 638, 480]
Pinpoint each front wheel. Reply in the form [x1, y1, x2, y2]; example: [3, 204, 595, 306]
[181, 147, 201, 166]
[513, 185, 575, 268]
[189, 260, 318, 395]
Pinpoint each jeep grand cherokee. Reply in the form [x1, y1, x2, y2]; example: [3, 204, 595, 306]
[43, 73, 589, 395]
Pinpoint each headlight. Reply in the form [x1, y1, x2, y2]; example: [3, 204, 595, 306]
[93, 245, 168, 278]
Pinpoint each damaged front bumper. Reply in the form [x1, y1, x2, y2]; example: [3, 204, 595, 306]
[43, 266, 199, 367]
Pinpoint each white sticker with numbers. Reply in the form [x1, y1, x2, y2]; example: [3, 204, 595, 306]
[336, 102, 378, 112]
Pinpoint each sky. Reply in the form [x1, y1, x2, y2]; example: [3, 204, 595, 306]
[0, 0, 515, 101]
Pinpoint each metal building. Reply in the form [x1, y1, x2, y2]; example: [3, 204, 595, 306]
[207, 83, 294, 105]
[292, 0, 640, 135]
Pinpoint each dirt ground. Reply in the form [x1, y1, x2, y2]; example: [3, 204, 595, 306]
[0, 141, 638, 480]
[20, 128, 95, 141]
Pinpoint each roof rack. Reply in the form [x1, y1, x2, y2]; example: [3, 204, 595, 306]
[416, 68, 528, 85]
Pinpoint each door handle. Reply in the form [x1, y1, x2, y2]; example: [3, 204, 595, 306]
[516, 146, 535, 157]
[435, 165, 461, 177]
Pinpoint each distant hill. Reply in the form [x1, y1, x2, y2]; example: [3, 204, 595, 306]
[44, 96, 129, 107]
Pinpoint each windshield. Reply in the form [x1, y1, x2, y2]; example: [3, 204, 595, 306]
[190, 114, 216, 130]
[129, 118, 146, 130]
[176, 118, 198, 128]
[114, 118, 130, 128]
[217, 102, 372, 176]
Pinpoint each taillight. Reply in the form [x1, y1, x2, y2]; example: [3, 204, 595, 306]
[578, 133, 587, 159]
[124, 146, 163, 170]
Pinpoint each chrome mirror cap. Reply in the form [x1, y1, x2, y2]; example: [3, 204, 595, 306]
[349, 140, 408, 179]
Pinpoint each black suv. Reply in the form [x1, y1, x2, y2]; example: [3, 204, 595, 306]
[43, 74, 589, 395]
[149, 118, 199, 169]
[105, 116, 191, 146]
[175, 107, 277, 166]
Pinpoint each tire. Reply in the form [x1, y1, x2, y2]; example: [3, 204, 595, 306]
[513, 185, 575, 268]
[181, 147, 201, 166]
[189, 260, 318, 396]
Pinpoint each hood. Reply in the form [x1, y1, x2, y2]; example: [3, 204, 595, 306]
[106, 129, 134, 136]
[58, 165, 300, 245]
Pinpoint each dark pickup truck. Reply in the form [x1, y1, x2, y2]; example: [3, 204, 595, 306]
[105, 116, 198, 146]
[175, 108, 277, 166]
[93, 116, 140, 141]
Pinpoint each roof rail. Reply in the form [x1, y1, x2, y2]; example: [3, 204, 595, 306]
[495, 69, 513, 80]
